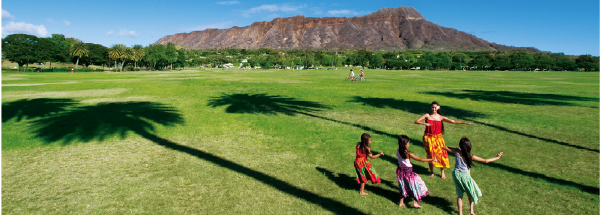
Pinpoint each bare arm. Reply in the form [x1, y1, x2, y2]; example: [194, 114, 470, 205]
[414, 113, 431, 126]
[408, 152, 434, 162]
[367, 148, 384, 159]
[472, 152, 504, 163]
[441, 146, 456, 153]
[441, 116, 474, 125]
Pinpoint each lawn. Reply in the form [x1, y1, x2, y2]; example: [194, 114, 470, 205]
[2, 68, 599, 214]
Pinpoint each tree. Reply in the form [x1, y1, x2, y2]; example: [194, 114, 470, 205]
[452, 53, 470, 70]
[491, 54, 512, 70]
[435, 52, 452, 69]
[469, 55, 491, 70]
[533, 52, 555, 71]
[49, 34, 71, 65]
[109, 44, 127, 71]
[70, 40, 89, 69]
[80, 43, 108, 67]
[35, 37, 55, 67]
[575, 55, 600, 71]
[131, 45, 145, 69]
[509, 51, 535, 71]
[549, 53, 576, 71]
[166, 42, 178, 70]
[121, 47, 133, 71]
[144, 44, 168, 70]
[2, 34, 40, 70]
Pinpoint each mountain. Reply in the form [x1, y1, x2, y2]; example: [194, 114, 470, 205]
[154, 6, 538, 52]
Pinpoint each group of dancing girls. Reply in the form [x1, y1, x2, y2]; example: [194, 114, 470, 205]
[354, 101, 504, 215]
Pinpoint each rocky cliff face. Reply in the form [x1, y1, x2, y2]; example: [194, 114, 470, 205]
[155, 6, 537, 52]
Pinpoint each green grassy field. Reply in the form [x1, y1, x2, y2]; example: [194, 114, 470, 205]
[2, 68, 599, 214]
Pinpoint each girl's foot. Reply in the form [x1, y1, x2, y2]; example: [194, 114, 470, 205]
[360, 192, 369, 196]
[413, 202, 423, 208]
[429, 173, 435, 178]
[399, 203, 405, 207]
[441, 172, 446, 180]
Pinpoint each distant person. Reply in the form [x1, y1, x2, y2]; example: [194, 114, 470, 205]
[359, 70, 365, 81]
[442, 137, 503, 215]
[396, 135, 436, 208]
[414, 101, 473, 179]
[348, 69, 356, 81]
[71, 68, 74, 73]
[354, 133, 384, 195]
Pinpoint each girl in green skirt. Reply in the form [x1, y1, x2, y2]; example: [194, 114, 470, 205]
[443, 137, 503, 215]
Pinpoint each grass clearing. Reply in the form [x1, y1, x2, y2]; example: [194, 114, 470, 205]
[2, 68, 599, 214]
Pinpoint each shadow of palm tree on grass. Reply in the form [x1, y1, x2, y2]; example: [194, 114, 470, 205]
[422, 90, 599, 107]
[31, 101, 184, 144]
[26, 99, 364, 214]
[349, 96, 486, 119]
[208, 93, 329, 116]
[2, 98, 78, 123]
[471, 120, 598, 153]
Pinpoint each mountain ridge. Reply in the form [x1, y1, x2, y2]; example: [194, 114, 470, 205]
[154, 6, 538, 52]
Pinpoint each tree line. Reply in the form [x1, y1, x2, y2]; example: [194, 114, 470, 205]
[2, 33, 599, 72]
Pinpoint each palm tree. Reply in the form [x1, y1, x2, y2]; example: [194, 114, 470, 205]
[109, 44, 125, 71]
[121, 47, 134, 71]
[69, 40, 89, 69]
[132, 45, 145, 69]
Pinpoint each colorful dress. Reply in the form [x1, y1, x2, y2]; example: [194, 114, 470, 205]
[396, 150, 429, 202]
[452, 152, 482, 204]
[423, 119, 450, 168]
[354, 146, 381, 184]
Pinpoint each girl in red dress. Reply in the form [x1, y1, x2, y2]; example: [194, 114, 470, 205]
[414, 101, 473, 179]
[354, 133, 384, 195]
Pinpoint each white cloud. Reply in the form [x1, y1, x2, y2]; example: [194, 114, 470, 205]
[63, 20, 71, 26]
[105, 30, 115, 36]
[2, 21, 48, 37]
[180, 21, 234, 32]
[217, 1, 240, 5]
[243, 4, 306, 17]
[118, 29, 138, 38]
[46, 18, 55, 23]
[327, 9, 361, 16]
[2, 9, 15, 19]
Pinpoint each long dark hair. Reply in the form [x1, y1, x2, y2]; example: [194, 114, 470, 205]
[398, 135, 410, 159]
[359, 133, 371, 155]
[430, 101, 445, 134]
[459, 137, 475, 168]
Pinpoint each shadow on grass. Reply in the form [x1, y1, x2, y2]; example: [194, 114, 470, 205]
[349, 96, 486, 119]
[208, 93, 330, 115]
[31, 101, 184, 144]
[28, 100, 365, 214]
[316, 167, 455, 213]
[207, 93, 398, 139]
[2, 98, 78, 122]
[471, 120, 599, 153]
[421, 90, 599, 107]
[144, 134, 367, 214]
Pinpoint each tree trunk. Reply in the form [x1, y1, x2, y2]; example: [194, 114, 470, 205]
[75, 57, 80, 69]
[121, 59, 125, 71]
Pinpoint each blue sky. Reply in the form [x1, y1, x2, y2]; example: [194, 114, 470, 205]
[2, 0, 599, 56]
